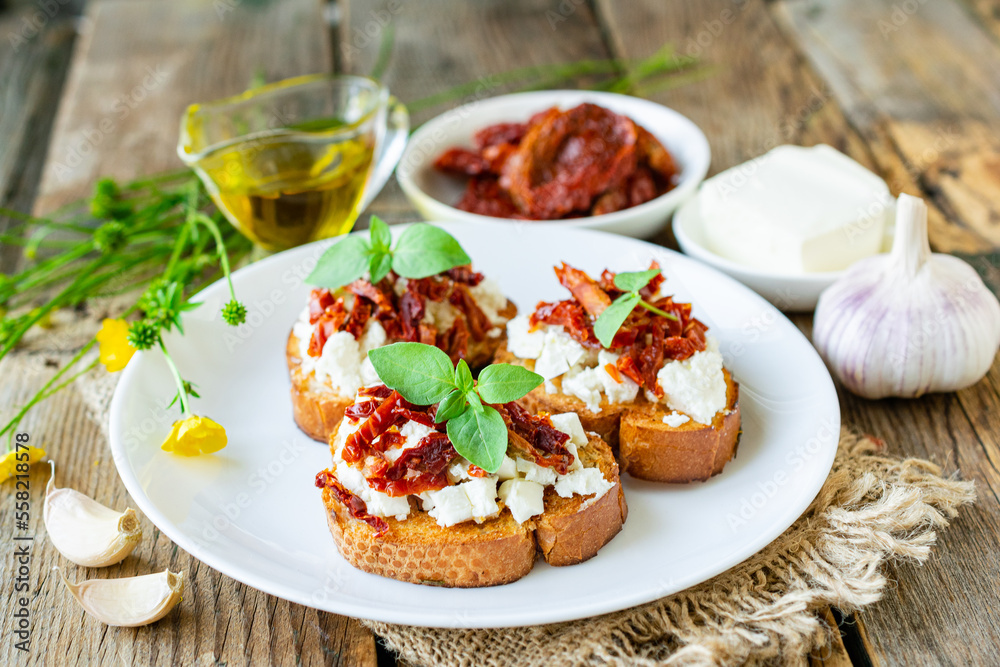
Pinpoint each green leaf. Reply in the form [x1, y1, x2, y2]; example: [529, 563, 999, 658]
[613, 268, 660, 293]
[593, 292, 640, 348]
[466, 390, 484, 413]
[446, 405, 507, 473]
[369, 252, 393, 284]
[476, 364, 543, 404]
[369, 215, 392, 253]
[306, 235, 371, 288]
[454, 359, 474, 393]
[392, 224, 471, 279]
[434, 388, 467, 423]
[367, 342, 457, 404]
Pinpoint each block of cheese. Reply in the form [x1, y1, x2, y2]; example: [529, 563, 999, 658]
[699, 144, 892, 273]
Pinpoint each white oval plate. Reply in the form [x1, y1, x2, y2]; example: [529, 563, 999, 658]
[109, 224, 839, 628]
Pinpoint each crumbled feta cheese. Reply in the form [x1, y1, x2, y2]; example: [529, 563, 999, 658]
[549, 412, 588, 448]
[384, 420, 435, 463]
[533, 328, 589, 380]
[426, 485, 475, 527]
[496, 455, 518, 480]
[498, 479, 545, 523]
[461, 477, 500, 521]
[423, 299, 458, 332]
[506, 315, 545, 358]
[335, 460, 410, 520]
[295, 306, 387, 396]
[662, 411, 691, 427]
[516, 458, 557, 486]
[564, 442, 585, 472]
[554, 467, 613, 500]
[447, 459, 473, 483]
[561, 350, 639, 412]
[655, 337, 726, 425]
[469, 276, 509, 326]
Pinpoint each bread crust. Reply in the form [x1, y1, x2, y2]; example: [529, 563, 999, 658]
[288, 301, 518, 442]
[495, 343, 742, 483]
[321, 433, 626, 586]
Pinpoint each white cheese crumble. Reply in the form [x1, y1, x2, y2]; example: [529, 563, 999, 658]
[294, 307, 386, 397]
[662, 411, 691, 427]
[506, 314, 727, 422]
[652, 337, 727, 425]
[331, 405, 612, 529]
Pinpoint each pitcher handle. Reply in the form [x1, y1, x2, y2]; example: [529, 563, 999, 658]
[360, 96, 409, 212]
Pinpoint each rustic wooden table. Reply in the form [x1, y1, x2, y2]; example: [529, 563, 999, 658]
[2, 0, 998, 665]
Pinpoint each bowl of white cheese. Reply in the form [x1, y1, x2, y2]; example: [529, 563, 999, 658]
[673, 144, 894, 311]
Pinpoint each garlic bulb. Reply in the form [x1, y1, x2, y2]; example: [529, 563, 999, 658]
[814, 193, 1000, 398]
[58, 568, 183, 627]
[44, 462, 142, 567]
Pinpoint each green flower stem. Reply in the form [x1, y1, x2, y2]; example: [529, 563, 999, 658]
[191, 212, 237, 301]
[638, 299, 678, 321]
[158, 338, 189, 417]
[0, 339, 97, 443]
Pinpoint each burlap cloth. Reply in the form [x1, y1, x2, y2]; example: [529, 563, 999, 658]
[55, 325, 975, 667]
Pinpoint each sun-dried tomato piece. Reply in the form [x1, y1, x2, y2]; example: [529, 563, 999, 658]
[636, 126, 677, 187]
[474, 122, 527, 149]
[434, 147, 489, 176]
[315, 471, 388, 536]
[554, 262, 611, 318]
[446, 265, 484, 287]
[529, 299, 600, 347]
[398, 288, 425, 342]
[449, 284, 492, 340]
[343, 299, 371, 339]
[346, 279, 394, 313]
[616, 355, 644, 386]
[345, 399, 377, 422]
[367, 432, 457, 497]
[438, 316, 470, 363]
[308, 288, 336, 324]
[639, 261, 664, 299]
[343, 391, 403, 462]
[456, 177, 524, 218]
[359, 385, 393, 399]
[375, 430, 407, 452]
[662, 336, 697, 361]
[308, 298, 349, 356]
[501, 104, 639, 219]
[498, 402, 573, 474]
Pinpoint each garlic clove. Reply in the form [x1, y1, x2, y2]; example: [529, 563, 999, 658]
[58, 568, 183, 627]
[44, 461, 142, 567]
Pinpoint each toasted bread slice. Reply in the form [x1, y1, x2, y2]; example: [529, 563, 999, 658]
[495, 343, 741, 483]
[289, 300, 517, 442]
[321, 433, 626, 587]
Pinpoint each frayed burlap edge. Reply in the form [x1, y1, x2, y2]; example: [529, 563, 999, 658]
[364, 431, 975, 667]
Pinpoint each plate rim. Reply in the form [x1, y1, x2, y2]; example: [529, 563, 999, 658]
[108, 223, 840, 628]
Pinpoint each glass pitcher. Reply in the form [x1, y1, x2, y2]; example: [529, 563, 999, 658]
[178, 74, 408, 252]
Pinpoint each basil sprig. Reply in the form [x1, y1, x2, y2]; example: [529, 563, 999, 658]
[593, 268, 678, 348]
[306, 216, 471, 288]
[367, 343, 543, 473]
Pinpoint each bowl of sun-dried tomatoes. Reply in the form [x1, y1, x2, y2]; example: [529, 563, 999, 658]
[396, 91, 710, 238]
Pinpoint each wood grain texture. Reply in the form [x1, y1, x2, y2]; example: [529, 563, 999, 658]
[340, 0, 614, 224]
[774, 0, 1000, 258]
[0, 1, 376, 665]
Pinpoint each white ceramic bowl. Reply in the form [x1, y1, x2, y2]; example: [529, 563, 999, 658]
[674, 196, 846, 312]
[396, 90, 710, 238]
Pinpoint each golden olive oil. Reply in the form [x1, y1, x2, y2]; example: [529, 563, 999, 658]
[194, 131, 374, 251]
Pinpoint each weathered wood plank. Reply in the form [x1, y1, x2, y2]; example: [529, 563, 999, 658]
[773, 0, 1000, 260]
[0, 1, 376, 665]
[340, 0, 615, 224]
[0, 2, 80, 271]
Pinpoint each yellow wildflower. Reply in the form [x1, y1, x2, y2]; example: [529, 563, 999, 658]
[96, 318, 136, 372]
[161, 415, 227, 456]
[0, 445, 46, 481]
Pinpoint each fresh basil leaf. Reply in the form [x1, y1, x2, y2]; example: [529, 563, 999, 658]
[454, 359, 474, 393]
[613, 268, 660, 293]
[476, 364, 543, 404]
[369, 251, 393, 284]
[434, 388, 467, 423]
[446, 404, 507, 473]
[593, 292, 640, 348]
[306, 235, 371, 288]
[369, 215, 392, 254]
[392, 224, 471, 278]
[466, 390, 484, 413]
[367, 343, 456, 404]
